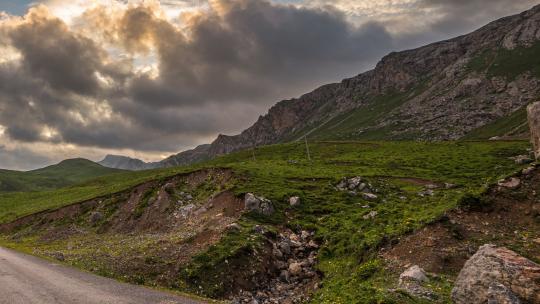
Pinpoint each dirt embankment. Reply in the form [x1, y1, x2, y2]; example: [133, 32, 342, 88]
[381, 165, 540, 275]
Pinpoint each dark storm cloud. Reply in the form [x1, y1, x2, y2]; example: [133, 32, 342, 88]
[8, 7, 106, 95]
[121, 1, 394, 107]
[416, 0, 539, 37]
[0, 0, 538, 162]
[0, 0, 398, 154]
[0, 145, 53, 171]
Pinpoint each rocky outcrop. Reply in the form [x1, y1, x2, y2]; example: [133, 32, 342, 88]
[199, 4, 540, 157]
[398, 265, 435, 300]
[528, 101, 540, 159]
[244, 193, 275, 216]
[451, 244, 540, 304]
[233, 229, 319, 304]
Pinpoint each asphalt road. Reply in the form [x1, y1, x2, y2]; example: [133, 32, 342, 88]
[0, 247, 207, 304]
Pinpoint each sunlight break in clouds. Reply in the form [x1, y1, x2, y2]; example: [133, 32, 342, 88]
[0, 0, 538, 170]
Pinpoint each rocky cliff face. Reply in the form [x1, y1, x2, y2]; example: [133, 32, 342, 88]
[528, 101, 540, 159]
[203, 4, 540, 156]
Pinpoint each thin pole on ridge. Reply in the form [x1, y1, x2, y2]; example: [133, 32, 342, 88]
[304, 135, 311, 162]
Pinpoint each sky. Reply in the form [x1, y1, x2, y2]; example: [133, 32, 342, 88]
[0, 0, 538, 170]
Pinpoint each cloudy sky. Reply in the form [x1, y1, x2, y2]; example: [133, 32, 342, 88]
[0, 0, 538, 170]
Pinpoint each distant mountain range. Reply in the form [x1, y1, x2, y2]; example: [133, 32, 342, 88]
[0, 158, 123, 192]
[100, 5, 540, 171]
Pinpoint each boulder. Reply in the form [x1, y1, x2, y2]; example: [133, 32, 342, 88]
[362, 211, 378, 220]
[398, 265, 435, 300]
[88, 211, 103, 225]
[528, 101, 540, 159]
[497, 177, 521, 189]
[488, 283, 522, 304]
[399, 265, 429, 284]
[288, 262, 303, 276]
[451, 244, 540, 304]
[179, 203, 196, 218]
[522, 166, 535, 175]
[348, 177, 363, 189]
[362, 193, 378, 201]
[226, 223, 242, 232]
[289, 196, 301, 207]
[514, 155, 533, 165]
[244, 193, 274, 215]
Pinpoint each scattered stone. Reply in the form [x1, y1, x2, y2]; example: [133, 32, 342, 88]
[163, 182, 175, 190]
[444, 183, 457, 189]
[289, 196, 301, 207]
[362, 193, 378, 201]
[233, 229, 319, 304]
[425, 184, 438, 190]
[51, 252, 65, 261]
[179, 203, 196, 218]
[514, 155, 534, 165]
[226, 223, 242, 232]
[279, 270, 290, 282]
[398, 265, 435, 300]
[522, 166, 535, 175]
[399, 265, 429, 284]
[88, 211, 103, 225]
[418, 189, 435, 197]
[288, 262, 303, 276]
[363, 211, 378, 219]
[185, 194, 193, 200]
[497, 177, 521, 189]
[244, 193, 274, 215]
[451, 244, 540, 304]
[252, 225, 266, 234]
[527, 101, 540, 159]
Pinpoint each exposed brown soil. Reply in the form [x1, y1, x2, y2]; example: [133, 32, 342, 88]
[381, 166, 540, 276]
[0, 168, 248, 289]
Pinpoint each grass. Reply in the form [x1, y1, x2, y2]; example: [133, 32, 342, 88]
[467, 41, 540, 80]
[0, 165, 198, 223]
[0, 158, 123, 193]
[0, 140, 532, 303]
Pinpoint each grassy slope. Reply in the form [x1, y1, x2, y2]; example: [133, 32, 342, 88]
[0, 141, 531, 303]
[0, 158, 123, 193]
[186, 140, 531, 303]
[462, 106, 530, 140]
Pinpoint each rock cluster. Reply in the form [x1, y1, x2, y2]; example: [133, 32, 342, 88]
[336, 177, 378, 200]
[245, 193, 275, 216]
[514, 154, 534, 165]
[497, 177, 521, 190]
[528, 101, 540, 159]
[233, 230, 319, 304]
[451, 244, 540, 304]
[398, 265, 436, 300]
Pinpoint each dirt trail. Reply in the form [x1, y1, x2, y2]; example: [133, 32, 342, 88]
[0, 246, 207, 304]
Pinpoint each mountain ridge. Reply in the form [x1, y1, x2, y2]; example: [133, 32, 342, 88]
[0, 158, 123, 192]
[100, 4, 540, 171]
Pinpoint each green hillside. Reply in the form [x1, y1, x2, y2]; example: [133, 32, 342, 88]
[0, 158, 124, 193]
[0, 140, 534, 303]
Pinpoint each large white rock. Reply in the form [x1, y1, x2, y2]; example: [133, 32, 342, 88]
[528, 101, 540, 159]
[451, 244, 540, 304]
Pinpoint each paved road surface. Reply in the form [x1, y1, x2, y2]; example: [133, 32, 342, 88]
[0, 247, 207, 304]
